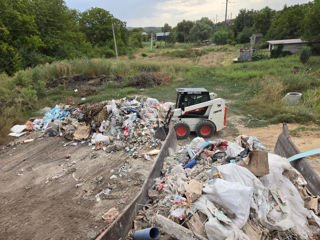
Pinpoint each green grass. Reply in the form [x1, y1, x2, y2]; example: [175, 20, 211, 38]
[1, 52, 320, 144]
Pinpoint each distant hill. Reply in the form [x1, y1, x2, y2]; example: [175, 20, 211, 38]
[127, 27, 162, 33]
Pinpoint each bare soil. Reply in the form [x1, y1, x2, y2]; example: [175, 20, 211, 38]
[0, 134, 154, 240]
[1, 120, 319, 240]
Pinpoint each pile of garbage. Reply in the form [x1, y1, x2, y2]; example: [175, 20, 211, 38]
[8, 97, 174, 157]
[131, 136, 320, 240]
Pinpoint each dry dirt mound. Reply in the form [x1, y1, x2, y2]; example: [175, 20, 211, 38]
[129, 72, 171, 88]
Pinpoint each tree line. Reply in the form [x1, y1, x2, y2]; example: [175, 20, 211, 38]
[162, 1, 319, 48]
[0, 0, 143, 75]
[1, 1, 319, 75]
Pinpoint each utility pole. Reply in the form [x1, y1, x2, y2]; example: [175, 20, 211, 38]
[112, 22, 118, 59]
[150, 32, 153, 50]
[225, 0, 228, 25]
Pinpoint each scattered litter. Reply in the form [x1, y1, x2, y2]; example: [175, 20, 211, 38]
[23, 139, 34, 144]
[17, 168, 24, 176]
[110, 175, 118, 180]
[147, 149, 160, 156]
[143, 154, 151, 161]
[102, 207, 119, 223]
[238, 150, 269, 177]
[95, 188, 111, 202]
[131, 135, 320, 240]
[186, 179, 203, 203]
[73, 123, 90, 141]
[9, 125, 27, 137]
[75, 183, 83, 188]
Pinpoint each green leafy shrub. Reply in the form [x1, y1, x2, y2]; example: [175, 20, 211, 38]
[252, 51, 267, 61]
[300, 46, 312, 64]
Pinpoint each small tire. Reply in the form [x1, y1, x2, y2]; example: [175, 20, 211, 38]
[174, 122, 190, 140]
[196, 120, 215, 138]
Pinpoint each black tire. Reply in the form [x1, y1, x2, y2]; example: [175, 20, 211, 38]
[174, 122, 190, 140]
[195, 120, 216, 138]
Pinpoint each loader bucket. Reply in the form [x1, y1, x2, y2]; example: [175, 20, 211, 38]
[154, 126, 168, 141]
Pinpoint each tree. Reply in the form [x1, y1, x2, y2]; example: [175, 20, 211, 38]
[176, 20, 194, 42]
[31, 0, 89, 59]
[162, 23, 172, 33]
[129, 32, 143, 48]
[254, 7, 275, 35]
[304, 0, 320, 43]
[80, 8, 114, 46]
[212, 29, 233, 45]
[190, 21, 214, 42]
[161, 23, 172, 43]
[198, 17, 214, 28]
[233, 9, 256, 37]
[266, 4, 307, 40]
[0, 0, 43, 73]
[237, 27, 253, 43]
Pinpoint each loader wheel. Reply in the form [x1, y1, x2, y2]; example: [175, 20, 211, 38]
[174, 123, 190, 140]
[196, 120, 215, 138]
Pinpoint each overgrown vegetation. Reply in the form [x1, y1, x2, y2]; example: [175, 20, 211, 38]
[0, 0, 144, 75]
[1, 54, 320, 144]
[162, 1, 320, 51]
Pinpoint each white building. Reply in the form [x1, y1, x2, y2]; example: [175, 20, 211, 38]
[267, 39, 308, 54]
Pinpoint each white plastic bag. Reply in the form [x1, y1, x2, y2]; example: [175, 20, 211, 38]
[226, 142, 243, 157]
[203, 178, 253, 228]
[217, 163, 269, 221]
[146, 97, 159, 107]
[111, 100, 119, 117]
[91, 133, 110, 145]
[190, 137, 206, 150]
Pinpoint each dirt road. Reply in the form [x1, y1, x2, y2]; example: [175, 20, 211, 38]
[0, 135, 154, 240]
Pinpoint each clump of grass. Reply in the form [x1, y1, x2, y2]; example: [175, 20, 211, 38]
[1, 53, 320, 145]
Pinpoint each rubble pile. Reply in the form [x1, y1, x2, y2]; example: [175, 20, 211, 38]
[8, 97, 174, 158]
[131, 136, 320, 240]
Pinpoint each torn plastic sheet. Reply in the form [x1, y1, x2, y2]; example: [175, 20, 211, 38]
[217, 163, 269, 222]
[260, 153, 311, 238]
[203, 178, 253, 228]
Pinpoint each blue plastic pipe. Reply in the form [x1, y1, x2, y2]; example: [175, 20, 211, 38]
[184, 158, 197, 169]
[184, 141, 217, 169]
[133, 227, 160, 240]
[288, 148, 320, 162]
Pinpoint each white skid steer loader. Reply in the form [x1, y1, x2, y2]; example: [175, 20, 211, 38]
[155, 88, 227, 140]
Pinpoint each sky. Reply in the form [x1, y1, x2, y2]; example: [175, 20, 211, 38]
[64, 0, 311, 27]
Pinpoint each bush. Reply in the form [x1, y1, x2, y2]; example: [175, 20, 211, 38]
[252, 51, 267, 61]
[211, 29, 233, 45]
[237, 27, 253, 44]
[141, 53, 148, 57]
[300, 46, 312, 64]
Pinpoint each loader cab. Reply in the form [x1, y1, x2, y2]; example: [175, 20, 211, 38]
[175, 88, 210, 117]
